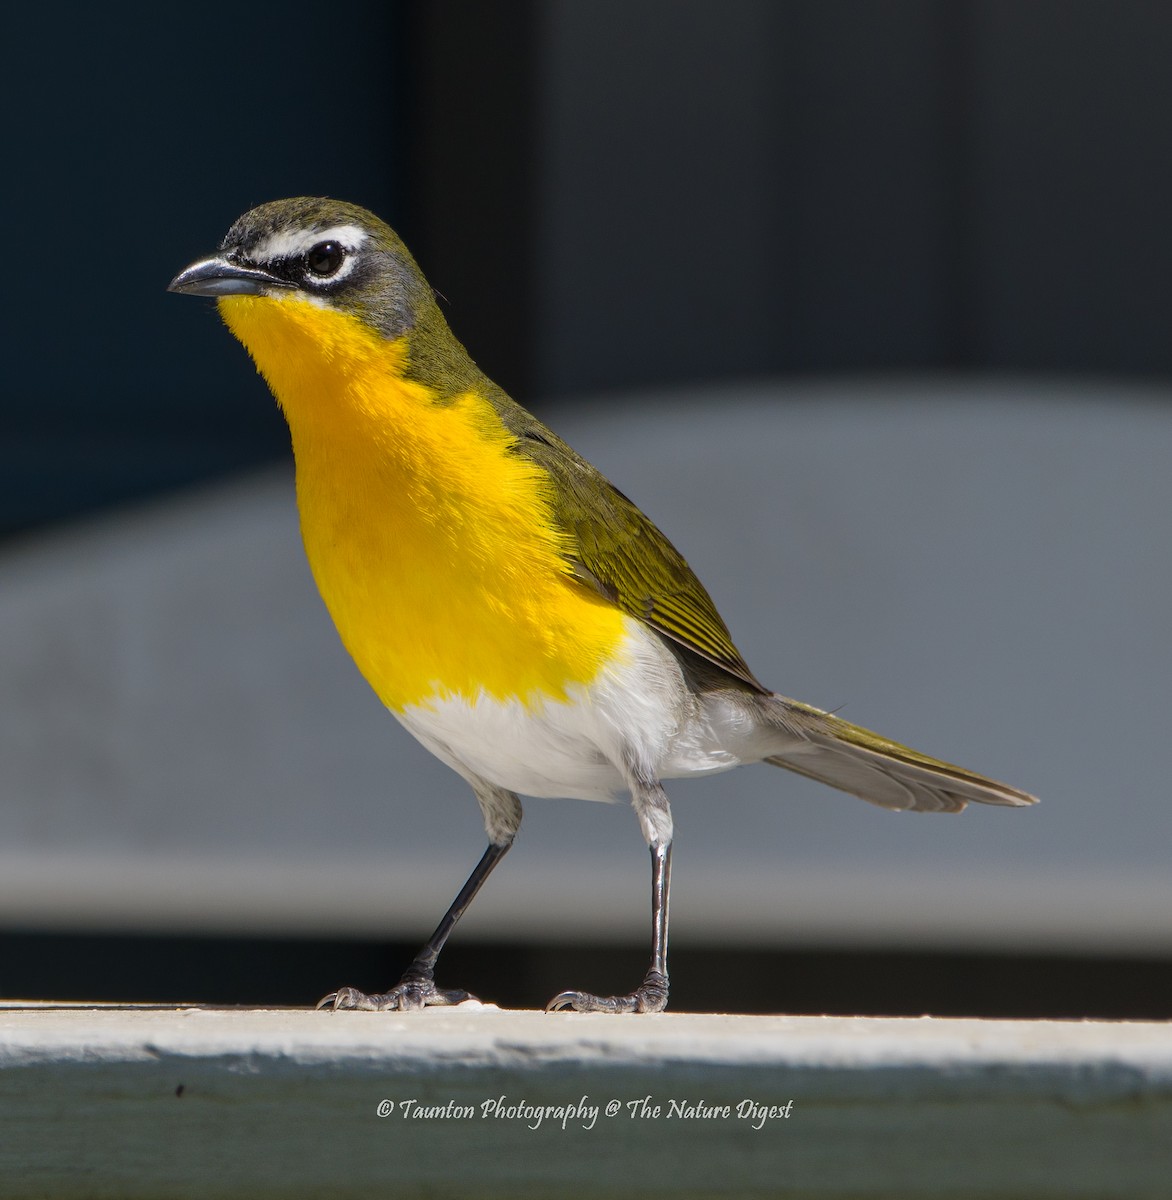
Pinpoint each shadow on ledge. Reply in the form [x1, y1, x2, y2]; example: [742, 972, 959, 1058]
[1, 932, 1170, 1020]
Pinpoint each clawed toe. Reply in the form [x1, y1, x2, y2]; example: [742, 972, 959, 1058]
[545, 972, 668, 1014]
[545, 989, 634, 1014]
[317, 980, 474, 1011]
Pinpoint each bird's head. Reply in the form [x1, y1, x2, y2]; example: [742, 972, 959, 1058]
[168, 196, 433, 342]
[168, 197, 486, 413]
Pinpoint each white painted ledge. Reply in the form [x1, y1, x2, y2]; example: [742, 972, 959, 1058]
[0, 1004, 1169, 1197]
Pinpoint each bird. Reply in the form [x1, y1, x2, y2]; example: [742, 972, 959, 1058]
[169, 197, 1036, 1014]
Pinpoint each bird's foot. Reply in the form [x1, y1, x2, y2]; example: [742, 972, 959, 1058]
[545, 970, 668, 1014]
[317, 968, 474, 1012]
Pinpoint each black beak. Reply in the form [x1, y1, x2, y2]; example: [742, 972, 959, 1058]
[167, 255, 291, 297]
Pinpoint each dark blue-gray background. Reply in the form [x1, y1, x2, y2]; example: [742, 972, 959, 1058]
[6, 1, 1172, 537]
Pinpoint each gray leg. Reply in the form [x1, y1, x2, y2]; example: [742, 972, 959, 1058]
[547, 781, 673, 1014]
[320, 784, 521, 1012]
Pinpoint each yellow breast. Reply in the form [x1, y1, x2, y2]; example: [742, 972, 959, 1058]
[218, 294, 626, 712]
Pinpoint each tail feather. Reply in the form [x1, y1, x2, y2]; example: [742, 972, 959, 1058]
[762, 696, 1037, 814]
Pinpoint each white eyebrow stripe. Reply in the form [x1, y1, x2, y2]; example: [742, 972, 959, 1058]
[248, 223, 369, 264]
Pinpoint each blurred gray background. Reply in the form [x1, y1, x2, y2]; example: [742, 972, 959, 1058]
[2, 0, 1170, 1016]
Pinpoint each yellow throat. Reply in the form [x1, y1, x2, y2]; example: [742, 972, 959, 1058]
[217, 293, 627, 712]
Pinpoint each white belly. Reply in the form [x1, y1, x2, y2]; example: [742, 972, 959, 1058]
[394, 619, 765, 801]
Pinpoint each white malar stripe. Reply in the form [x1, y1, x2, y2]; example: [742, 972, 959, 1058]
[394, 619, 769, 804]
[249, 223, 369, 265]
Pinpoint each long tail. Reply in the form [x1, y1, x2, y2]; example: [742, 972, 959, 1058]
[761, 696, 1037, 813]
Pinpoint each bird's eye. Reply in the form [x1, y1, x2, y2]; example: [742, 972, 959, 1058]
[306, 241, 345, 277]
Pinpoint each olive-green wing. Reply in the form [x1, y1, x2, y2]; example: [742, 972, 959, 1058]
[509, 416, 767, 694]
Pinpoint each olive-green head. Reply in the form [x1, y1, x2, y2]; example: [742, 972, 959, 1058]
[168, 197, 438, 343]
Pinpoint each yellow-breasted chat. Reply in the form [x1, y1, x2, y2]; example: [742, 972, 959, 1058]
[169, 197, 1036, 1014]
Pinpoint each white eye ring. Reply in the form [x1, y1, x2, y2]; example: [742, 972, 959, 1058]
[248, 224, 369, 286]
